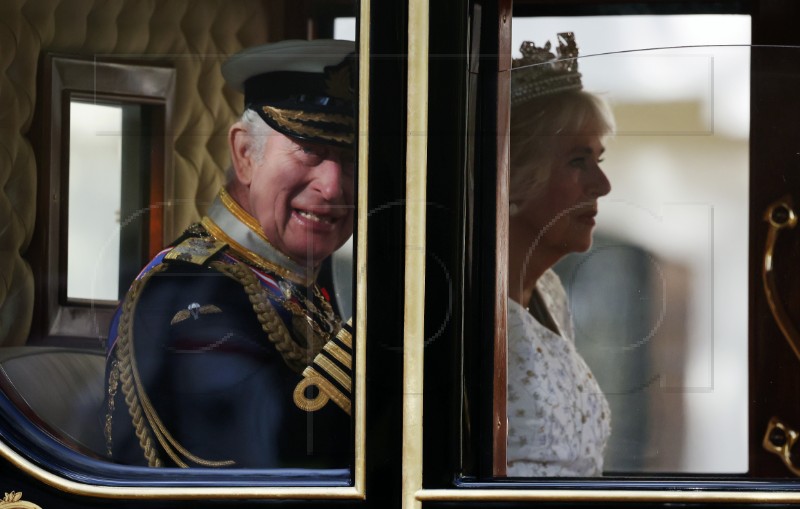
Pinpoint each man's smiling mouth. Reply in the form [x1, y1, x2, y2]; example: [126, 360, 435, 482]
[296, 209, 336, 224]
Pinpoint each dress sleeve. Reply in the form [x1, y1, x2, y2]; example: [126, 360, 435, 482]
[506, 300, 549, 470]
[537, 269, 576, 343]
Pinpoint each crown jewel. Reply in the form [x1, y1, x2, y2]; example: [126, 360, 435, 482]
[511, 32, 582, 106]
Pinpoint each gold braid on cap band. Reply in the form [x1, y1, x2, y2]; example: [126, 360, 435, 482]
[511, 32, 583, 106]
[262, 106, 354, 145]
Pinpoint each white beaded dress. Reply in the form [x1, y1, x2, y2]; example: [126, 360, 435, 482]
[506, 269, 611, 477]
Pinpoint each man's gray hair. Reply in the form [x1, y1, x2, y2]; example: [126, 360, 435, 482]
[240, 108, 272, 163]
[226, 109, 273, 184]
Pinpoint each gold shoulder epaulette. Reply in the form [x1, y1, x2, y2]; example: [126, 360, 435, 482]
[164, 237, 227, 266]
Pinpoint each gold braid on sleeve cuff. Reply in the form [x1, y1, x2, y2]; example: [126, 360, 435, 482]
[293, 321, 353, 415]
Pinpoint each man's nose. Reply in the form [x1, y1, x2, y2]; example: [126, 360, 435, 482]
[315, 158, 345, 200]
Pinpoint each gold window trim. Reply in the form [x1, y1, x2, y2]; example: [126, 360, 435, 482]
[414, 489, 800, 504]
[401, 1, 429, 509]
[0, 0, 370, 500]
[401, 0, 800, 505]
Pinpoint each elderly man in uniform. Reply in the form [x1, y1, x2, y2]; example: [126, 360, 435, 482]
[104, 39, 355, 470]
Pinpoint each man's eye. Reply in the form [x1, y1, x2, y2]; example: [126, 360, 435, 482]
[298, 145, 328, 164]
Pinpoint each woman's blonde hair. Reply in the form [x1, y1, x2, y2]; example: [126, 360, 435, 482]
[509, 90, 615, 206]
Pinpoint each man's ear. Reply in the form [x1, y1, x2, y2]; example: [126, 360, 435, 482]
[229, 122, 253, 186]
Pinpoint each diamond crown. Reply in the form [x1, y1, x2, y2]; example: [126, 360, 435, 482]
[511, 32, 583, 106]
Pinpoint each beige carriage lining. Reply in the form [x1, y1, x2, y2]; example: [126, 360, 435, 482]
[0, 0, 292, 346]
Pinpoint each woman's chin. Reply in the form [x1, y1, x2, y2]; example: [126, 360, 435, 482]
[568, 235, 595, 254]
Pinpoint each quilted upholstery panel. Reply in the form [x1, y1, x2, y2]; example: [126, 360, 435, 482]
[0, 0, 287, 346]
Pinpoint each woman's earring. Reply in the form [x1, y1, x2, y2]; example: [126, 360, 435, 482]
[509, 202, 520, 216]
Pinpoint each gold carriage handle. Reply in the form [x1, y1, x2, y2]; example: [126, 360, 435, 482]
[763, 417, 800, 476]
[763, 195, 800, 362]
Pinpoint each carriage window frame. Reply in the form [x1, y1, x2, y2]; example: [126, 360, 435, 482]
[0, 5, 368, 503]
[29, 55, 176, 349]
[503, 14, 752, 477]
[412, 0, 800, 505]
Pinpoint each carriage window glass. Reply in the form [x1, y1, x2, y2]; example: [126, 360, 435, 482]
[0, 1, 364, 493]
[506, 15, 751, 475]
[67, 102, 124, 302]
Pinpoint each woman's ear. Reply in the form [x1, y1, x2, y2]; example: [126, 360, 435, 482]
[229, 123, 253, 186]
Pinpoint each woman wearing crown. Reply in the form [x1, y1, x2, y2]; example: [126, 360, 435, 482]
[506, 33, 613, 477]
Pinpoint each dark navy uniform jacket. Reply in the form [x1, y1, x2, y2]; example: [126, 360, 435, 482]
[105, 198, 351, 471]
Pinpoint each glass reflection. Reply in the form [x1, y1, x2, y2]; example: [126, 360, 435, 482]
[104, 39, 357, 471]
[506, 33, 614, 477]
[508, 15, 750, 475]
[0, 0, 360, 489]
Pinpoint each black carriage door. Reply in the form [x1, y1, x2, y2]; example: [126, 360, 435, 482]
[749, 0, 800, 478]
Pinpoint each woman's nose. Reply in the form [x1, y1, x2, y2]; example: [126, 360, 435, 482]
[589, 166, 612, 198]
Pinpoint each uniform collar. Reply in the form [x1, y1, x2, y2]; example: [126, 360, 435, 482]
[203, 189, 318, 286]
